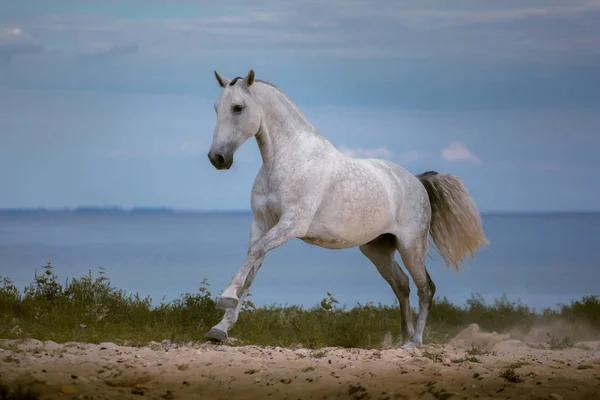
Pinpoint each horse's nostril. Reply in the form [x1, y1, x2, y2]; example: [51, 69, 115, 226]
[208, 151, 231, 169]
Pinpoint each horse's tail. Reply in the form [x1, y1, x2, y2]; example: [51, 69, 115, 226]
[416, 171, 489, 273]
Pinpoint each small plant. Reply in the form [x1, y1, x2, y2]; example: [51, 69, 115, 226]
[241, 299, 256, 312]
[198, 278, 211, 295]
[499, 367, 523, 383]
[310, 349, 327, 358]
[425, 381, 453, 400]
[466, 346, 488, 356]
[23, 262, 64, 305]
[546, 332, 574, 349]
[320, 292, 339, 311]
[451, 355, 480, 363]
[422, 350, 444, 363]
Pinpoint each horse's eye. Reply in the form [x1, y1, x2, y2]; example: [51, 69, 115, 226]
[232, 104, 244, 113]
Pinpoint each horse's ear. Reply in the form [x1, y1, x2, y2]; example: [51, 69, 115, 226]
[243, 69, 255, 87]
[214, 70, 230, 88]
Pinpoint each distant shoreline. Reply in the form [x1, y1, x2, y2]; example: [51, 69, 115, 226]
[0, 207, 252, 216]
[0, 208, 598, 216]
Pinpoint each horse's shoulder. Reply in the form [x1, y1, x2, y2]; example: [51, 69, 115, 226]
[250, 166, 268, 193]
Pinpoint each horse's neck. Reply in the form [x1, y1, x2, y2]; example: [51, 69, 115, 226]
[254, 85, 325, 172]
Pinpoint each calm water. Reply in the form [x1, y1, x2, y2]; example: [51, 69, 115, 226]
[0, 212, 598, 311]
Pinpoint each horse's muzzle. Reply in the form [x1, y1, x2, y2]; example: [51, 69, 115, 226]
[208, 150, 234, 170]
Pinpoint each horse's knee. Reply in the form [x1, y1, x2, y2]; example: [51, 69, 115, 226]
[248, 246, 266, 260]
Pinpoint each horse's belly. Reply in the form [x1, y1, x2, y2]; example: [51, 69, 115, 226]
[299, 234, 360, 250]
[300, 223, 387, 249]
[300, 164, 397, 249]
[301, 204, 394, 249]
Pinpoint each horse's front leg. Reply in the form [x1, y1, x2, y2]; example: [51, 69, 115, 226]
[204, 219, 266, 342]
[204, 214, 308, 342]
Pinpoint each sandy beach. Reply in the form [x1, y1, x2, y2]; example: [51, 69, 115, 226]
[1, 324, 598, 400]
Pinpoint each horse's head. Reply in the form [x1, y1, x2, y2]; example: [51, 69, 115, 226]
[208, 69, 261, 170]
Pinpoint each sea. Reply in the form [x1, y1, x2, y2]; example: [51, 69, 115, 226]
[0, 211, 598, 312]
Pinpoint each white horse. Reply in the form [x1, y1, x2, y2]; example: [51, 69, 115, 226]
[204, 69, 488, 348]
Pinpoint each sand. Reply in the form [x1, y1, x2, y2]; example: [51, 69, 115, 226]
[1, 324, 599, 400]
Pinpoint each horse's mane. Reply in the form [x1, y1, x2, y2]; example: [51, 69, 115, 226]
[229, 76, 312, 131]
[229, 76, 280, 91]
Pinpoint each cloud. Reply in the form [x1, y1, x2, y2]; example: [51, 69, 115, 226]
[441, 142, 482, 164]
[0, 27, 44, 63]
[1, 0, 599, 109]
[5, 28, 22, 37]
[6, 0, 599, 64]
[338, 146, 393, 160]
[78, 42, 139, 59]
[344, 2, 600, 27]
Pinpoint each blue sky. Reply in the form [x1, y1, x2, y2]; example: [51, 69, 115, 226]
[1, 0, 599, 212]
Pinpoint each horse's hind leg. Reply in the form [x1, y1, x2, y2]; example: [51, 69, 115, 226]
[359, 234, 415, 342]
[396, 229, 436, 349]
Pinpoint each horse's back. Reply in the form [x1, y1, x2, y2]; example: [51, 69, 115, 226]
[360, 158, 421, 190]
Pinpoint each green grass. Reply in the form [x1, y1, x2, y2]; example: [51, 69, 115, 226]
[0, 263, 598, 349]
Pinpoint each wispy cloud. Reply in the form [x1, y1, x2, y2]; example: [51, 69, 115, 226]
[0, 27, 44, 63]
[79, 42, 139, 58]
[1, 0, 598, 108]
[4, 28, 22, 37]
[5, 0, 599, 63]
[351, 2, 600, 27]
[441, 142, 482, 164]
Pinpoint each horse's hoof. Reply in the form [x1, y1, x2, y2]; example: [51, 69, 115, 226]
[205, 328, 228, 343]
[401, 340, 421, 349]
[216, 296, 239, 309]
